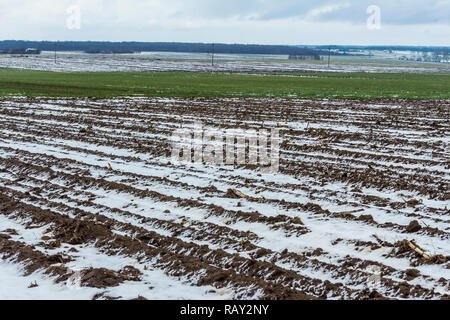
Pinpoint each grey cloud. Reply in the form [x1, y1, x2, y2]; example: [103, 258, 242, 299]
[0, 0, 448, 45]
[173, 0, 450, 25]
[310, 0, 450, 25]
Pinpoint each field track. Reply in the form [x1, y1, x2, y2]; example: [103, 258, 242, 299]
[0, 97, 449, 300]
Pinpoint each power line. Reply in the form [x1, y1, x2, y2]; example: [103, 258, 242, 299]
[327, 48, 331, 69]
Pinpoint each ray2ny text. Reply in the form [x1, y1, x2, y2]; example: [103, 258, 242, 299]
[180, 304, 270, 318]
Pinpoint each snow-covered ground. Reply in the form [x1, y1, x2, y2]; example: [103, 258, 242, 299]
[0, 51, 448, 73]
[0, 97, 448, 300]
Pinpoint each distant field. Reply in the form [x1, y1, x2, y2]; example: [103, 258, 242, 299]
[164, 56, 449, 69]
[229, 57, 450, 69]
[0, 68, 449, 99]
[156, 57, 447, 67]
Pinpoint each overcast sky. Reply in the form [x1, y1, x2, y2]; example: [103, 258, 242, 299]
[1, 0, 449, 45]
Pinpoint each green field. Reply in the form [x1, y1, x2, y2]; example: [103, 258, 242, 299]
[0, 68, 449, 99]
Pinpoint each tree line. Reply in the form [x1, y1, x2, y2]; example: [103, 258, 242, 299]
[0, 41, 334, 56]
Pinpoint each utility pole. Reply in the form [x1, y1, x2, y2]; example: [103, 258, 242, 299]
[327, 47, 331, 69]
[211, 43, 215, 67]
[54, 42, 57, 63]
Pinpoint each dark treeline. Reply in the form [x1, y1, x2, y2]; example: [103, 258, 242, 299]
[0, 40, 337, 56]
[0, 41, 447, 55]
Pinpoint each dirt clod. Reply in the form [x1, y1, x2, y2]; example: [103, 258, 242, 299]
[406, 220, 422, 233]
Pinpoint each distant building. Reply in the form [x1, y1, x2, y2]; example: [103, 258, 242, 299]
[0, 48, 40, 54]
[7, 48, 26, 54]
[25, 48, 41, 54]
[84, 48, 138, 54]
[288, 54, 320, 61]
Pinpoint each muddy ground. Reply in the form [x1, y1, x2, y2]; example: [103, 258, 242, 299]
[0, 97, 448, 300]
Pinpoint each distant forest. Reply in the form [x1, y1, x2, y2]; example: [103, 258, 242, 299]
[0, 41, 338, 56]
[1, 41, 447, 56]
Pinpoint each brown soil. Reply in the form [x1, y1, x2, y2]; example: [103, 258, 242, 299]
[0, 97, 448, 300]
